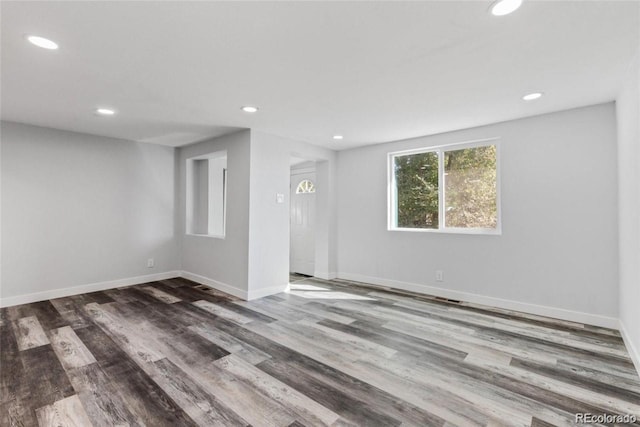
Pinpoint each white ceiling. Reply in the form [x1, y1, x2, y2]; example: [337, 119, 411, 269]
[1, 1, 638, 150]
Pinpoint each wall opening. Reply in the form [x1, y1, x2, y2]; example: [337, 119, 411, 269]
[186, 150, 227, 237]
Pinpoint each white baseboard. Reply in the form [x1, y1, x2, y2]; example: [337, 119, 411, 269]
[619, 320, 640, 379]
[180, 271, 248, 300]
[1, 267, 621, 331]
[337, 272, 619, 329]
[180, 271, 288, 301]
[248, 284, 290, 300]
[314, 271, 337, 280]
[0, 271, 181, 308]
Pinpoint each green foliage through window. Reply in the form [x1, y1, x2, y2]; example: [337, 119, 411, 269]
[395, 151, 439, 228]
[391, 143, 498, 231]
[444, 145, 497, 229]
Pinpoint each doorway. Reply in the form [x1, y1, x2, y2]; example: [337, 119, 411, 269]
[290, 159, 316, 276]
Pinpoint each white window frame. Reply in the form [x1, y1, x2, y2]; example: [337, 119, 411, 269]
[388, 137, 501, 235]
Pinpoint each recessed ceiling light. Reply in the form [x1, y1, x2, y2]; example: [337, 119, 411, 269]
[26, 35, 59, 50]
[95, 108, 116, 116]
[332, 135, 344, 140]
[490, 0, 523, 16]
[522, 92, 543, 101]
[241, 106, 259, 113]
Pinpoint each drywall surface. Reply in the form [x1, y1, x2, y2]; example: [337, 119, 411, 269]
[617, 48, 640, 371]
[248, 131, 337, 298]
[178, 131, 251, 295]
[1, 121, 179, 300]
[336, 103, 619, 324]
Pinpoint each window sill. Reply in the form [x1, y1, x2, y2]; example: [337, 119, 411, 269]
[186, 233, 226, 239]
[388, 227, 501, 236]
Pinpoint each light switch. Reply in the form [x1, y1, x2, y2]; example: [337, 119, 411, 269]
[276, 193, 285, 204]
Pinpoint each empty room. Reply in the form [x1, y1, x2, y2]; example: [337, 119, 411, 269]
[1, 1, 639, 426]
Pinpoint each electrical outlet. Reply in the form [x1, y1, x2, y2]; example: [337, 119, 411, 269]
[435, 270, 444, 282]
[147, 258, 155, 268]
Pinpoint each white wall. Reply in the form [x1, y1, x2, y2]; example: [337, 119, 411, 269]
[1, 124, 335, 304]
[1, 121, 180, 304]
[0, 107, 627, 335]
[337, 103, 619, 327]
[315, 158, 338, 280]
[247, 132, 291, 298]
[248, 131, 337, 298]
[179, 130, 337, 299]
[191, 159, 210, 235]
[178, 131, 251, 297]
[617, 48, 640, 370]
[208, 156, 227, 236]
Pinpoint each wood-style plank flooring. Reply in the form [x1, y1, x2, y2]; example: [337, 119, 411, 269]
[1, 275, 639, 426]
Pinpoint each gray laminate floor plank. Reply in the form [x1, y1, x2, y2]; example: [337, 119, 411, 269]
[274, 297, 357, 324]
[193, 300, 255, 324]
[384, 295, 628, 356]
[15, 301, 69, 332]
[3, 276, 639, 427]
[236, 321, 449, 425]
[102, 358, 198, 427]
[66, 363, 141, 427]
[255, 358, 406, 426]
[108, 300, 231, 363]
[68, 291, 115, 306]
[0, 317, 23, 405]
[317, 318, 467, 361]
[215, 354, 342, 426]
[382, 318, 557, 365]
[234, 298, 318, 323]
[139, 286, 182, 304]
[463, 355, 640, 416]
[1, 398, 39, 427]
[173, 355, 299, 427]
[411, 350, 637, 424]
[49, 297, 95, 330]
[147, 358, 251, 426]
[510, 357, 640, 402]
[377, 352, 583, 426]
[75, 323, 197, 426]
[11, 344, 76, 423]
[259, 354, 449, 427]
[251, 320, 513, 426]
[13, 316, 50, 351]
[47, 326, 97, 370]
[35, 394, 94, 427]
[189, 323, 271, 365]
[556, 359, 640, 389]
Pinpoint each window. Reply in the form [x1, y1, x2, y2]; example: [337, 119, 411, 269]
[296, 179, 316, 194]
[389, 140, 500, 233]
[186, 151, 227, 237]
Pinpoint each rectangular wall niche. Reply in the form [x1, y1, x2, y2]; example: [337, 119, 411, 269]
[186, 150, 227, 237]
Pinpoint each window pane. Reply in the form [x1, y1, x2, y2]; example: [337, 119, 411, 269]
[394, 151, 439, 229]
[444, 145, 497, 229]
[296, 179, 315, 194]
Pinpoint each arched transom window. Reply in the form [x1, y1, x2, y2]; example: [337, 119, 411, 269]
[296, 179, 315, 194]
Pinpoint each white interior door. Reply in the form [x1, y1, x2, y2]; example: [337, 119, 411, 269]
[290, 170, 316, 276]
